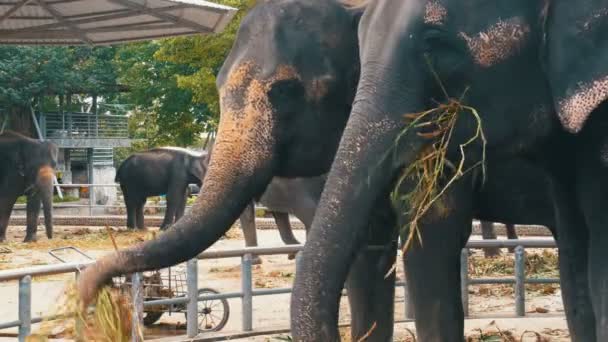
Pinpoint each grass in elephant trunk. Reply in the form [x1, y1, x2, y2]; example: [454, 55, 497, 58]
[26, 227, 146, 341]
[26, 282, 140, 342]
[390, 87, 487, 255]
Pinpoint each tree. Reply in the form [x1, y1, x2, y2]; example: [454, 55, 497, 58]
[154, 0, 256, 124]
[0, 46, 120, 135]
[113, 41, 211, 149]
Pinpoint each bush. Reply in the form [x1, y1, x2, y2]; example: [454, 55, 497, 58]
[15, 195, 80, 204]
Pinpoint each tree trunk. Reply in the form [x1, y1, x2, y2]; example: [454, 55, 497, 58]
[7, 106, 34, 136]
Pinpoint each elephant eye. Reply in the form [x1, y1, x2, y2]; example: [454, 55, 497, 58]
[269, 79, 304, 99]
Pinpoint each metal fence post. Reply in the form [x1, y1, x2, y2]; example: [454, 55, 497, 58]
[74, 272, 84, 341]
[515, 245, 526, 316]
[241, 253, 253, 331]
[403, 280, 415, 320]
[131, 273, 143, 342]
[18, 275, 32, 342]
[187, 259, 199, 338]
[460, 249, 469, 317]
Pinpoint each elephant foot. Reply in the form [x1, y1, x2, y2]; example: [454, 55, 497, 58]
[251, 255, 263, 265]
[23, 235, 37, 243]
[0, 236, 5, 243]
[159, 225, 170, 231]
[483, 248, 502, 258]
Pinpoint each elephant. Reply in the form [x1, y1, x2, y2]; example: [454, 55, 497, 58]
[76, 0, 364, 323]
[76, 2, 561, 340]
[239, 175, 326, 263]
[480, 222, 518, 257]
[0, 130, 58, 242]
[115, 147, 207, 230]
[291, 0, 608, 341]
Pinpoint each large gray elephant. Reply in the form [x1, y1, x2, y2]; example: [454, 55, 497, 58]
[77, 1, 557, 340]
[116, 147, 208, 230]
[0, 131, 58, 242]
[291, 0, 607, 341]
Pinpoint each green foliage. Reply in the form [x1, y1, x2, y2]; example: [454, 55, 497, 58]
[154, 0, 256, 120]
[0, 46, 119, 112]
[114, 41, 213, 149]
[16, 195, 79, 204]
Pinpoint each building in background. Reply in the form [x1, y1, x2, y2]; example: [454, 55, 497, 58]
[39, 110, 131, 206]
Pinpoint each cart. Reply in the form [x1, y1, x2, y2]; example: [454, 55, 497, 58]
[49, 247, 230, 332]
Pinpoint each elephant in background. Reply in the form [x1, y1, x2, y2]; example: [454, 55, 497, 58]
[292, 0, 607, 340]
[116, 147, 207, 230]
[238, 175, 325, 264]
[0, 131, 57, 242]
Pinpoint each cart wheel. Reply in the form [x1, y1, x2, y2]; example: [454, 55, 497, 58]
[143, 311, 164, 326]
[196, 288, 229, 332]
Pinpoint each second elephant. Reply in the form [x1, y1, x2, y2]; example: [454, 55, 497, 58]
[116, 147, 207, 230]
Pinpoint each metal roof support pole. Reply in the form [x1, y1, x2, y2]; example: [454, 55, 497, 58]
[30, 106, 63, 199]
[0, 0, 34, 24]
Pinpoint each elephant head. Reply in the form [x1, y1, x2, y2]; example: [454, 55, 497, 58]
[77, 0, 361, 306]
[187, 151, 209, 187]
[291, 0, 608, 339]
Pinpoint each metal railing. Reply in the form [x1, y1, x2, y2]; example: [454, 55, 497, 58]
[40, 112, 128, 139]
[12, 183, 274, 216]
[0, 239, 559, 341]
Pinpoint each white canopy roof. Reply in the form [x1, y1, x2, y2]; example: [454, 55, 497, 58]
[0, 0, 237, 45]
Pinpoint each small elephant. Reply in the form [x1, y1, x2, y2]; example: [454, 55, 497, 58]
[116, 147, 207, 230]
[0, 131, 58, 242]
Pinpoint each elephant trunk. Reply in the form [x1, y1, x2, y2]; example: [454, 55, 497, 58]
[291, 78, 422, 340]
[77, 100, 276, 307]
[36, 166, 54, 239]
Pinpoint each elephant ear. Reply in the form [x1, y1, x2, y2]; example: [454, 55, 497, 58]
[544, 0, 608, 133]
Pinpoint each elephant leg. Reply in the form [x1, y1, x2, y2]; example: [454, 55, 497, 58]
[123, 191, 137, 230]
[24, 193, 42, 242]
[135, 198, 146, 231]
[550, 179, 596, 341]
[0, 199, 16, 242]
[239, 203, 262, 265]
[274, 212, 300, 245]
[577, 163, 608, 340]
[175, 189, 188, 222]
[346, 203, 397, 342]
[161, 187, 182, 231]
[505, 223, 517, 253]
[403, 182, 473, 342]
[273, 211, 300, 260]
[480, 221, 501, 257]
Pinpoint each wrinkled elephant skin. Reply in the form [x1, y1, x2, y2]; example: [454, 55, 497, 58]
[292, 0, 608, 341]
[75, 0, 363, 322]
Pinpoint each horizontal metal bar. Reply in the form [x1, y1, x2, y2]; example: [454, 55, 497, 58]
[466, 240, 556, 248]
[0, 262, 91, 281]
[469, 278, 560, 285]
[0, 319, 20, 330]
[143, 297, 188, 307]
[199, 246, 304, 259]
[252, 288, 292, 296]
[0, 312, 73, 331]
[199, 291, 243, 301]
